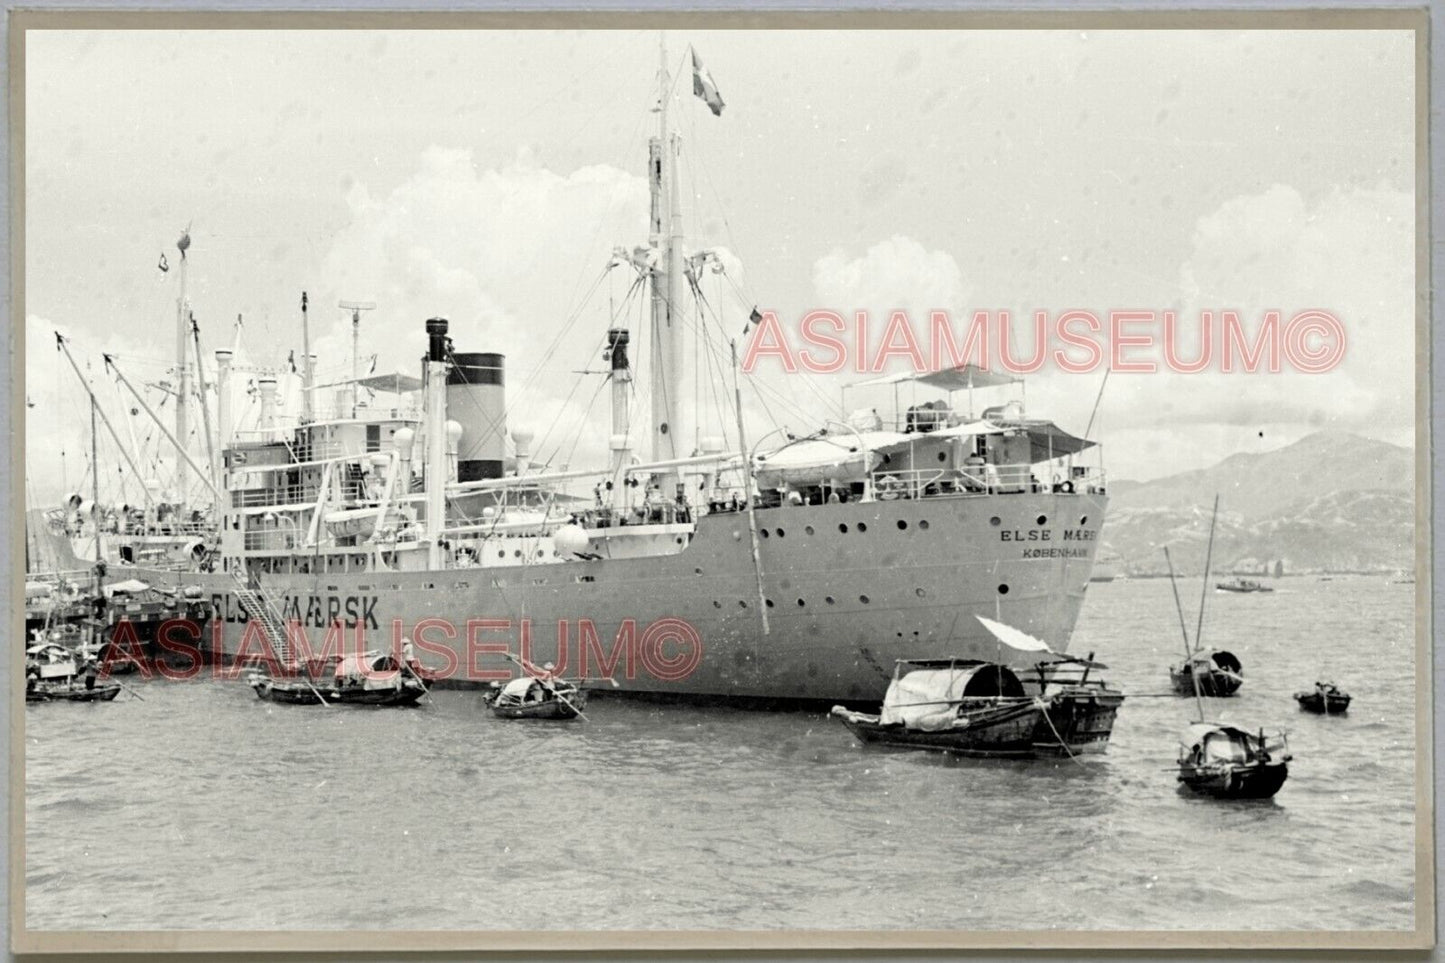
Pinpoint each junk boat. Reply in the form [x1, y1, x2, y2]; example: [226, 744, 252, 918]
[1176, 724, 1290, 799]
[1168, 649, 1243, 698]
[1168, 496, 1289, 799]
[1215, 578, 1273, 594]
[1294, 681, 1351, 715]
[830, 659, 1046, 758]
[25, 641, 121, 703]
[248, 652, 428, 707]
[1164, 509, 1243, 698]
[67, 41, 1111, 705]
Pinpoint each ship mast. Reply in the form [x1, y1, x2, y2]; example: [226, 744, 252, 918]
[173, 229, 192, 501]
[90, 392, 102, 568]
[648, 35, 686, 501]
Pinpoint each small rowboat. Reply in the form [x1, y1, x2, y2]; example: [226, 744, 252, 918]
[27, 677, 123, 703]
[1177, 724, 1290, 799]
[485, 677, 589, 720]
[1294, 682, 1351, 715]
[25, 642, 122, 703]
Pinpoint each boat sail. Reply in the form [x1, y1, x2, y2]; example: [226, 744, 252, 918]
[90, 39, 1112, 704]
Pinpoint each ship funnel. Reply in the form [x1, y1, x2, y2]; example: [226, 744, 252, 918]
[447, 352, 505, 481]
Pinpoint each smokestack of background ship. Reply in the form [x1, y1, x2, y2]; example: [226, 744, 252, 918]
[447, 351, 505, 482]
[424, 318, 450, 568]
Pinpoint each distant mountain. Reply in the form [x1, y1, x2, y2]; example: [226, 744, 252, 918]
[1100, 432, 1415, 576]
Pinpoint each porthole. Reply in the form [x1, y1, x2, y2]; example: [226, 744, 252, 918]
[695, 567, 704, 575]
[713, 600, 722, 608]
[775, 528, 786, 538]
[765, 599, 775, 609]
[997, 583, 1010, 595]
[760, 528, 770, 539]
[1080, 516, 1089, 525]
[825, 596, 836, 605]
[839, 523, 849, 534]
[919, 520, 930, 530]
[897, 520, 908, 530]
[739, 600, 748, 609]
[989, 516, 1001, 527]
[915, 588, 926, 598]
[805, 525, 815, 536]
[797, 598, 806, 607]
[1036, 515, 1047, 526]
[937, 451, 947, 462]
[858, 522, 868, 533]
[860, 594, 871, 604]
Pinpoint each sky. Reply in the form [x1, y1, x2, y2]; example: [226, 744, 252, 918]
[21, 28, 1416, 507]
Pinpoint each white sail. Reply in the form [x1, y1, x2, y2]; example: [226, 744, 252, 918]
[975, 615, 1055, 653]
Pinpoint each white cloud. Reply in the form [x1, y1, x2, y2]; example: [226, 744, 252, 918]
[1084, 183, 1414, 475]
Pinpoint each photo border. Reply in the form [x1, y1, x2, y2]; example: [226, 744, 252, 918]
[4, 4, 1434, 955]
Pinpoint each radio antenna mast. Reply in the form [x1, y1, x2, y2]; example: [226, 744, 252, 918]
[339, 300, 377, 417]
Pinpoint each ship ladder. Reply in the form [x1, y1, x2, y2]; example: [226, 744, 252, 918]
[230, 575, 295, 668]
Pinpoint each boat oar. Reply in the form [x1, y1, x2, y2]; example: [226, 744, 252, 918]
[107, 675, 145, 701]
[292, 659, 332, 707]
[398, 655, 432, 701]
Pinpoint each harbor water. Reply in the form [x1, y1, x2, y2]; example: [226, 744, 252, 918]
[25, 576, 1416, 931]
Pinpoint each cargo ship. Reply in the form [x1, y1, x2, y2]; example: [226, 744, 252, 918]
[39, 42, 1109, 705]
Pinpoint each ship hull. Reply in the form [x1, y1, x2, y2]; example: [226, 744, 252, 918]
[127, 491, 1106, 704]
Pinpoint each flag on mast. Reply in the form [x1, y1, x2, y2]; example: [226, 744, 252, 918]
[743, 306, 762, 336]
[691, 48, 725, 116]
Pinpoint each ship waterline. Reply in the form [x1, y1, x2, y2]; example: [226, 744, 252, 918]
[129, 491, 1104, 704]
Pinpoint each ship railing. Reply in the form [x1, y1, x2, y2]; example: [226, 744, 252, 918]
[306, 404, 422, 423]
[114, 519, 213, 537]
[232, 482, 368, 509]
[870, 464, 1106, 500]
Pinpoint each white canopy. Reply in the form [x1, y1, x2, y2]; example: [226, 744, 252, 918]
[500, 677, 539, 699]
[880, 668, 973, 730]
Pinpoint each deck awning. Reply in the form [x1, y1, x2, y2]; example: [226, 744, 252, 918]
[874, 419, 1095, 462]
[852, 363, 1020, 391]
[316, 373, 424, 394]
